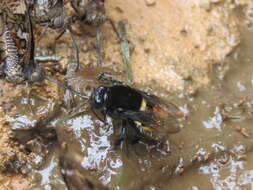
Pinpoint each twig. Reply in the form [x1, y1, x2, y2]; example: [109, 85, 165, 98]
[112, 20, 133, 83]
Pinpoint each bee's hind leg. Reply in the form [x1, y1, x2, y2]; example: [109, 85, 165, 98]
[113, 120, 127, 149]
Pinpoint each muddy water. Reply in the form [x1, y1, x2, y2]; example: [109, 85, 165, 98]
[166, 28, 253, 189]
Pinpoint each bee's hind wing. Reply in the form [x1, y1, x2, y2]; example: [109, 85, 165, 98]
[116, 110, 156, 126]
[118, 110, 180, 134]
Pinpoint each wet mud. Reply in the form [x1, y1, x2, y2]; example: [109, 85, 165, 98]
[1, 0, 253, 190]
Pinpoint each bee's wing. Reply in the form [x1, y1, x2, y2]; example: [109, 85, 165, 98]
[134, 89, 159, 106]
[135, 88, 180, 112]
[137, 91, 181, 133]
[118, 110, 155, 126]
[119, 109, 180, 134]
[114, 86, 181, 134]
[152, 107, 181, 134]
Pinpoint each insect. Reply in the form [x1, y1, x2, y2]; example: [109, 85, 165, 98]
[71, 0, 107, 66]
[0, 3, 44, 83]
[27, 0, 80, 70]
[89, 77, 181, 147]
[52, 71, 181, 148]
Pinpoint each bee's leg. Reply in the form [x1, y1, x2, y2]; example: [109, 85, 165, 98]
[113, 120, 127, 149]
[129, 124, 143, 145]
[64, 87, 76, 110]
[95, 26, 102, 66]
[90, 107, 107, 124]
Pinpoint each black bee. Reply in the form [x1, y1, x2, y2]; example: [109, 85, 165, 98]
[53, 71, 181, 148]
[89, 83, 181, 147]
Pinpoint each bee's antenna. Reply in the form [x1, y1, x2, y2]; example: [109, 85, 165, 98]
[44, 76, 89, 99]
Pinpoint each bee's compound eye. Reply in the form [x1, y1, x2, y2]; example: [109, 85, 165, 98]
[94, 86, 106, 105]
[95, 94, 102, 104]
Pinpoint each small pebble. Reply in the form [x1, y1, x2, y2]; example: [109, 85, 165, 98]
[145, 0, 156, 6]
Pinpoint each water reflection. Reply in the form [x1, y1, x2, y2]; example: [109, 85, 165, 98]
[64, 114, 123, 185]
[202, 107, 223, 131]
[199, 156, 246, 190]
[32, 153, 66, 190]
[38, 155, 59, 190]
[238, 170, 253, 189]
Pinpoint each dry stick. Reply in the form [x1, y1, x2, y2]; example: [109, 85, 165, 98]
[35, 56, 61, 62]
[111, 20, 133, 83]
[37, 23, 50, 42]
[96, 26, 102, 66]
[67, 27, 80, 71]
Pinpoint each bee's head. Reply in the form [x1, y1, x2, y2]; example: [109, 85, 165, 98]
[90, 86, 108, 108]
